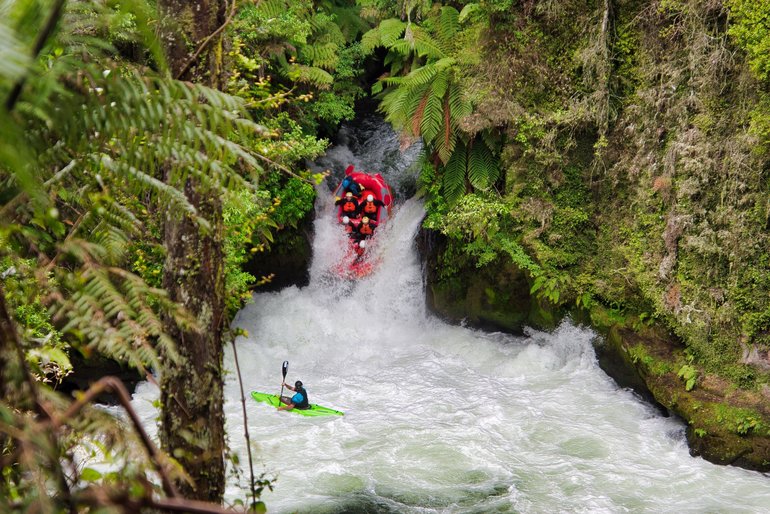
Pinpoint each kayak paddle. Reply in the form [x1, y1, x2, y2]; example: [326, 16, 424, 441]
[279, 360, 289, 405]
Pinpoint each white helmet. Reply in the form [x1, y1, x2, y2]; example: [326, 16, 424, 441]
[359, 240, 367, 249]
[342, 216, 349, 223]
[367, 194, 374, 202]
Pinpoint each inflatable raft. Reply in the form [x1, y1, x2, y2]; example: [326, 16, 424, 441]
[333, 165, 393, 278]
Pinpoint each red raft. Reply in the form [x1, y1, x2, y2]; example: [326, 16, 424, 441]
[333, 165, 393, 278]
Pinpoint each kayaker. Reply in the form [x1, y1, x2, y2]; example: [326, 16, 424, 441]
[278, 380, 309, 410]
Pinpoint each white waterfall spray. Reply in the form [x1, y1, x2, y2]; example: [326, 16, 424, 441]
[129, 113, 770, 513]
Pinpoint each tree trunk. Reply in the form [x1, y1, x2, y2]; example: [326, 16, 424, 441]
[157, 0, 227, 502]
[160, 182, 226, 502]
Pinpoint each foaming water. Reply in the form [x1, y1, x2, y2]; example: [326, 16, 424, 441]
[130, 114, 770, 512]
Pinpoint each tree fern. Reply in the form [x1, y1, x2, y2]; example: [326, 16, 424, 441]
[287, 63, 334, 88]
[365, 5, 506, 207]
[0, 0, 277, 507]
[468, 137, 499, 190]
[0, 0, 337, 508]
[443, 139, 467, 204]
[435, 6, 461, 51]
[254, 0, 292, 19]
[420, 77, 445, 142]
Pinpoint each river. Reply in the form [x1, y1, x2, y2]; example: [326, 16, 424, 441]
[131, 112, 770, 513]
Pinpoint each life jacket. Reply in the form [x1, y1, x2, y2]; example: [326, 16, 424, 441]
[362, 201, 378, 214]
[359, 223, 373, 235]
[343, 223, 353, 233]
[294, 387, 309, 409]
[342, 200, 357, 212]
[341, 177, 361, 196]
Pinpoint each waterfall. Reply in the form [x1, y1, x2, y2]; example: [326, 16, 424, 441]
[128, 112, 770, 513]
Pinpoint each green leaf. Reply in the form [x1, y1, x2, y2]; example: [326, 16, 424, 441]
[459, 3, 481, 23]
[442, 141, 467, 204]
[81, 468, 103, 482]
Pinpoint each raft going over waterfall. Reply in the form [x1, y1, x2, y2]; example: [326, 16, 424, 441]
[333, 165, 393, 278]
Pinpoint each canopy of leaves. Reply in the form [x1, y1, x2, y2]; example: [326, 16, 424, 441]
[0, 0, 306, 510]
[362, 2, 501, 205]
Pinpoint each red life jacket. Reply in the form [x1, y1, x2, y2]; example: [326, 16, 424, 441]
[363, 202, 378, 214]
[342, 200, 357, 212]
[359, 223, 373, 235]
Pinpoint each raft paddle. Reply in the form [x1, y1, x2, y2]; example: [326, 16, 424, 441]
[278, 361, 289, 405]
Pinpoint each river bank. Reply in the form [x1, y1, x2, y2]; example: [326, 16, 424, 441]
[420, 228, 770, 473]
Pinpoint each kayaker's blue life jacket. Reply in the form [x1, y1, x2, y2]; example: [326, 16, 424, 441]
[292, 388, 309, 409]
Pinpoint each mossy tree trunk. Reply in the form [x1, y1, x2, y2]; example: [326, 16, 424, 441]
[157, 0, 227, 502]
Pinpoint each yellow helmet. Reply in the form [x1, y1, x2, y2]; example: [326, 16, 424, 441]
[345, 191, 353, 198]
[362, 216, 369, 223]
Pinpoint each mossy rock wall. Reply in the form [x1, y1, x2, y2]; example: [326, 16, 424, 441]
[602, 322, 770, 471]
[421, 232, 770, 472]
[244, 209, 314, 292]
[419, 227, 552, 334]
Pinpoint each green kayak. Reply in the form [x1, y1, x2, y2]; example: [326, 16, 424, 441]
[250, 391, 344, 417]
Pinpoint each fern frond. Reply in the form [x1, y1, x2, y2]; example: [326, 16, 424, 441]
[412, 91, 430, 137]
[286, 63, 334, 88]
[437, 6, 461, 49]
[410, 25, 447, 59]
[443, 141, 467, 204]
[255, 0, 291, 19]
[0, 21, 29, 81]
[98, 156, 209, 231]
[401, 61, 440, 88]
[420, 79, 445, 143]
[379, 18, 408, 47]
[360, 27, 382, 55]
[468, 139, 499, 190]
[437, 92, 458, 163]
[326, 3, 371, 40]
[447, 81, 472, 122]
[300, 41, 340, 70]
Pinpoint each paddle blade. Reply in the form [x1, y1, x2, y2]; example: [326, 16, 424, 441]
[282, 361, 289, 379]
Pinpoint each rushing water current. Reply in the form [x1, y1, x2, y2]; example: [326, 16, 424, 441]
[130, 113, 770, 513]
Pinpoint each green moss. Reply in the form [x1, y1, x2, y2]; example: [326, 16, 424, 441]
[627, 344, 674, 376]
[710, 404, 769, 436]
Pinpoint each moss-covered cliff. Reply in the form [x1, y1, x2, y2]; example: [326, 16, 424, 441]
[420, 0, 770, 471]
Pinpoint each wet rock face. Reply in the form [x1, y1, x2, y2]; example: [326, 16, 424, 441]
[244, 213, 314, 292]
[57, 352, 144, 405]
[418, 229, 770, 473]
[741, 344, 770, 371]
[417, 227, 536, 334]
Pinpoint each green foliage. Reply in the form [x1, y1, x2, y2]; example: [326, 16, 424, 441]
[0, 0, 293, 510]
[714, 404, 768, 436]
[725, 0, 770, 82]
[0, 255, 70, 383]
[230, 0, 370, 131]
[224, 190, 271, 317]
[365, 4, 499, 204]
[262, 173, 316, 230]
[530, 272, 571, 305]
[677, 364, 699, 391]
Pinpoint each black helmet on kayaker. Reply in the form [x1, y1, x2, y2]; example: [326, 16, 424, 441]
[295, 380, 303, 389]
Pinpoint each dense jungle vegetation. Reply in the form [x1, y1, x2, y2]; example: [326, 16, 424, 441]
[2, 0, 770, 511]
